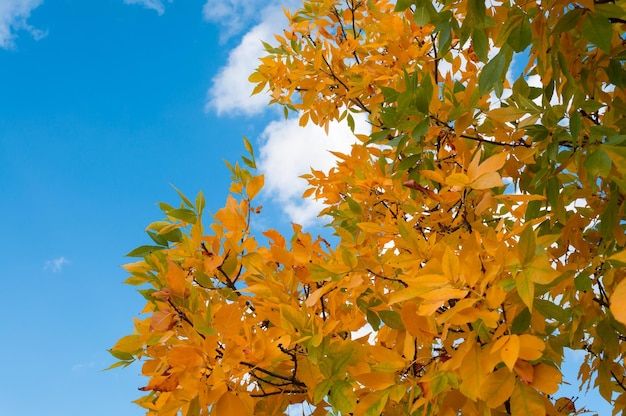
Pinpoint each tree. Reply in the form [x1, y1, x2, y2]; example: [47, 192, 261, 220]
[110, 0, 626, 414]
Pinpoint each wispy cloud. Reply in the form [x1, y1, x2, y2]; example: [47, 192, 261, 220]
[123, 0, 171, 16]
[257, 112, 370, 226]
[202, 0, 299, 42]
[0, 0, 46, 49]
[71, 361, 96, 372]
[44, 256, 69, 273]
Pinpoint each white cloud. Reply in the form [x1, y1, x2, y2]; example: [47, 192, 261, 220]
[202, 0, 299, 41]
[205, 22, 275, 116]
[123, 0, 171, 15]
[0, 0, 45, 49]
[44, 256, 69, 273]
[204, 1, 307, 115]
[257, 112, 370, 225]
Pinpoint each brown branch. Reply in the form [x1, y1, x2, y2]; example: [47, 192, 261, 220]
[612, 371, 626, 392]
[167, 299, 206, 340]
[367, 268, 408, 287]
[240, 361, 307, 388]
[249, 389, 306, 398]
[460, 133, 531, 148]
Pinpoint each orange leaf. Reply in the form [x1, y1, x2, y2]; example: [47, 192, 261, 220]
[610, 278, 626, 325]
[139, 373, 179, 392]
[530, 363, 561, 394]
[169, 345, 204, 368]
[247, 174, 264, 200]
[354, 372, 396, 390]
[215, 391, 250, 415]
[150, 309, 176, 332]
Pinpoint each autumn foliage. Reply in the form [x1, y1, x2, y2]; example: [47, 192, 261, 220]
[111, 0, 626, 415]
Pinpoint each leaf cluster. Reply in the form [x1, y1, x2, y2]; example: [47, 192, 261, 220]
[112, 0, 626, 415]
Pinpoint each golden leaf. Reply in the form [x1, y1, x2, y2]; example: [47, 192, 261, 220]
[215, 391, 251, 416]
[354, 372, 396, 390]
[530, 363, 561, 395]
[610, 279, 626, 325]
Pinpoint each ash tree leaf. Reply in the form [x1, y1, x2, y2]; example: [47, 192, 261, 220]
[126, 245, 166, 258]
[506, 15, 531, 52]
[479, 46, 510, 95]
[582, 13, 613, 53]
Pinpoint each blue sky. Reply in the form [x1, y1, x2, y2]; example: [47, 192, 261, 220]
[0, 1, 611, 415]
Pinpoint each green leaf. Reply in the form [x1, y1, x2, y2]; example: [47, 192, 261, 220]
[506, 16, 531, 52]
[413, 4, 431, 26]
[313, 378, 332, 404]
[195, 191, 205, 214]
[582, 13, 612, 53]
[518, 225, 536, 266]
[243, 136, 253, 156]
[472, 28, 489, 62]
[126, 245, 166, 258]
[168, 208, 197, 224]
[108, 349, 135, 361]
[366, 309, 381, 331]
[394, 0, 415, 12]
[606, 58, 626, 88]
[415, 72, 433, 114]
[242, 155, 256, 169]
[347, 113, 355, 132]
[411, 117, 429, 140]
[468, 0, 486, 28]
[511, 308, 531, 334]
[479, 47, 508, 96]
[379, 310, 405, 330]
[535, 299, 569, 323]
[169, 184, 194, 209]
[569, 110, 581, 140]
[574, 272, 593, 292]
[517, 271, 535, 310]
[602, 144, 626, 174]
[553, 8, 584, 34]
[147, 230, 168, 247]
[329, 380, 357, 414]
[584, 148, 612, 178]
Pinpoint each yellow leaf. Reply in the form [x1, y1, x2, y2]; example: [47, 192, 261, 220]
[246, 174, 264, 200]
[510, 381, 546, 416]
[354, 372, 396, 390]
[500, 335, 520, 371]
[445, 172, 470, 187]
[215, 391, 250, 416]
[470, 171, 504, 189]
[518, 335, 544, 361]
[479, 366, 516, 408]
[458, 342, 489, 401]
[468, 152, 508, 181]
[530, 363, 562, 395]
[169, 345, 203, 369]
[487, 107, 529, 123]
[112, 334, 143, 354]
[610, 279, 626, 325]
[441, 247, 460, 281]
[608, 249, 626, 264]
